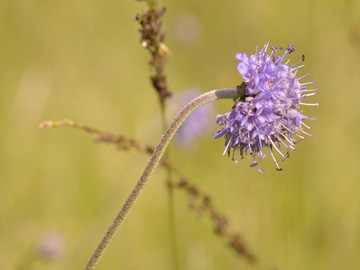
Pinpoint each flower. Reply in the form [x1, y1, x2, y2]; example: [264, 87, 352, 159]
[214, 43, 318, 173]
[38, 230, 65, 260]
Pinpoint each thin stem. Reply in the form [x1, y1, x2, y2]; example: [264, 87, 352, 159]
[84, 88, 238, 270]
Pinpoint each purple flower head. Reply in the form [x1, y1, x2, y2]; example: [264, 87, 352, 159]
[214, 43, 318, 173]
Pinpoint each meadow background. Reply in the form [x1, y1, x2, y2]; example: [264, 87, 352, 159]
[1, 0, 360, 269]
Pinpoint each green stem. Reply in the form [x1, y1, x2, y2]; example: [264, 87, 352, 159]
[83, 88, 238, 270]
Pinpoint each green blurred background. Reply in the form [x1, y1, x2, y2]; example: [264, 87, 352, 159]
[1, 0, 360, 269]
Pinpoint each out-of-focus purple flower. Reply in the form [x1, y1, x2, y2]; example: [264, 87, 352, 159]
[38, 231, 65, 260]
[173, 88, 214, 146]
[214, 43, 318, 173]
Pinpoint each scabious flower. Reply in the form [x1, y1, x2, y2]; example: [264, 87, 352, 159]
[214, 43, 318, 173]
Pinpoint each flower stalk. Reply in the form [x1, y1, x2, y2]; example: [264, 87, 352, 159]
[84, 88, 238, 270]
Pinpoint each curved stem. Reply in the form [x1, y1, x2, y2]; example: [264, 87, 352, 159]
[84, 88, 238, 270]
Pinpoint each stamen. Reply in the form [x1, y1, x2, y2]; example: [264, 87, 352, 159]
[291, 64, 305, 71]
[297, 73, 310, 80]
[280, 48, 290, 64]
[302, 115, 317, 120]
[259, 137, 264, 156]
[257, 152, 265, 173]
[300, 81, 316, 86]
[302, 93, 317, 98]
[268, 136, 285, 157]
[299, 129, 313, 137]
[287, 44, 295, 53]
[277, 135, 295, 151]
[268, 146, 282, 171]
[282, 152, 290, 161]
[280, 123, 295, 134]
[284, 135, 295, 146]
[269, 49, 275, 58]
[300, 88, 318, 92]
[248, 143, 253, 154]
[291, 56, 305, 68]
[301, 122, 311, 129]
[272, 54, 276, 63]
[235, 147, 240, 163]
[300, 102, 319, 106]
[271, 46, 278, 52]
[250, 155, 258, 167]
[293, 133, 305, 140]
[264, 42, 270, 52]
[223, 138, 233, 156]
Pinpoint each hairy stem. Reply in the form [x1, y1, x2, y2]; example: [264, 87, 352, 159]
[84, 88, 238, 270]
